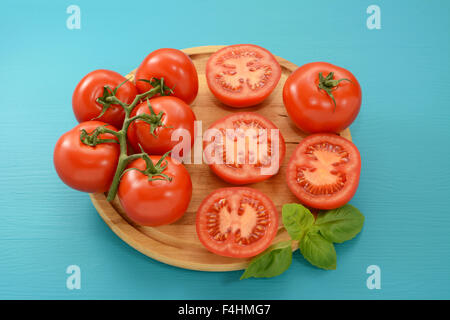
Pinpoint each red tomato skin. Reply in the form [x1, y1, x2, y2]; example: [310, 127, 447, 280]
[118, 157, 192, 226]
[53, 121, 120, 193]
[204, 112, 286, 185]
[127, 96, 196, 155]
[72, 70, 137, 129]
[135, 48, 198, 105]
[286, 133, 361, 210]
[283, 62, 362, 133]
[206, 44, 282, 108]
[196, 187, 279, 258]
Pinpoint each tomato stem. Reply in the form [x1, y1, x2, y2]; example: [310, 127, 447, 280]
[94, 77, 132, 119]
[79, 125, 120, 146]
[104, 83, 165, 202]
[79, 77, 175, 202]
[119, 149, 173, 185]
[127, 99, 167, 137]
[317, 72, 351, 111]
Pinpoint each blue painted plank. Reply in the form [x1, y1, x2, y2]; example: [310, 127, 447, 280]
[0, 0, 449, 299]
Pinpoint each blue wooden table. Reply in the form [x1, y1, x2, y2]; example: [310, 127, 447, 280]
[1, 0, 449, 299]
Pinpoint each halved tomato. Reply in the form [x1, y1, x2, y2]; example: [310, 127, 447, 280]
[196, 187, 279, 258]
[286, 133, 361, 210]
[203, 112, 285, 185]
[206, 44, 281, 108]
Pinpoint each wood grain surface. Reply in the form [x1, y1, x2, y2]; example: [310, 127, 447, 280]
[90, 45, 352, 271]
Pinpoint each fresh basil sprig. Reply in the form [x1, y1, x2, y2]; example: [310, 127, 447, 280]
[240, 241, 293, 280]
[315, 204, 365, 243]
[240, 203, 364, 279]
[282, 203, 314, 240]
[299, 230, 337, 270]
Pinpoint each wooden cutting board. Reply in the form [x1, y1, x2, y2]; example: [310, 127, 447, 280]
[90, 45, 352, 272]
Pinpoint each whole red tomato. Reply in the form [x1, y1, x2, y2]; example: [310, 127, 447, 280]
[283, 62, 362, 133]
[127, 96, 196, 155]
[72, 70, 137, 128]
[53, 121, 120, 193]
[118, 156, 192, 226]
[135, 48, 198, 104]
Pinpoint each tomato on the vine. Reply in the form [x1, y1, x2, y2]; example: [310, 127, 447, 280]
[135, 48, 198, 105]
[53, 121, 120, 193]
[72, 69, 138, 129]
[203, 112, 285, 185]
[205, 44, 281, 108]
[118, 156, 192, 226]
[286, 133, 361, 210]
[196, 187, 279, 258]
[127, 96, 196, 155]
[283, 62, 362, 133]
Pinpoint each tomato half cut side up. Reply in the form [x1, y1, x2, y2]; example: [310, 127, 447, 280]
[206, 44, 282, 108]
[196, 187, 279, 258]
[286, 133, 361, 210]
[204, 112, 285, 185]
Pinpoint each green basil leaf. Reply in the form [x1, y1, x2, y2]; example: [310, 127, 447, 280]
[316, 204, 365, 243]
[240, 241, 293, 280]
[299, 231, 336, 270]
[282, 203, 314, 240]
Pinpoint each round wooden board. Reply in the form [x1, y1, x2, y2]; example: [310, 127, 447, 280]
[90, 45, 352, 272]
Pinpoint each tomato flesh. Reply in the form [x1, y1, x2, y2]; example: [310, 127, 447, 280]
[286, 133, 361, 209]
[204, 112, 285, 185]
[196, 187, 279, 258]
[206, 44, 281, 108]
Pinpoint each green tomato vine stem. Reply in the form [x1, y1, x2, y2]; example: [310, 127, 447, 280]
[317, 72, 351, 111]
[78, 78, 174, 202]
[105, 84, 163, 202]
